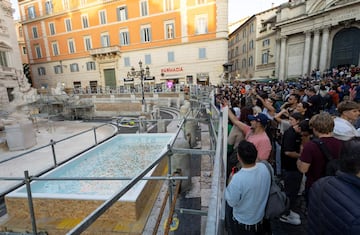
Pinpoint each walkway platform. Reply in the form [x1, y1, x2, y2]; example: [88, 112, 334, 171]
[0, 114, 205, 234]
[0, 115, 308, 234]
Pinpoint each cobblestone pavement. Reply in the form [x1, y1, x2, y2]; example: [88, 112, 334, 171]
[271, 195, 307, 235]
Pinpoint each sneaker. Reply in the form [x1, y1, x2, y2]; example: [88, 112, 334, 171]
[279, 214, 301, 225]
[289, 210, 301, 219]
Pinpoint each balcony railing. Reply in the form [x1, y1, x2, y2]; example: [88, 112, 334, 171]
[89, 46, 121, 56]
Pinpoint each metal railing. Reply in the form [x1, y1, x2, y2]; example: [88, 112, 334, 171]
[42, 84, 201, 96]
[0, 123, 116, 197]
[0, 87, 228, 234]
[205, 104, 228, 235]
[66, 110, 190, 234]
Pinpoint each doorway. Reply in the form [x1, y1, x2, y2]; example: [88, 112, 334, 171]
[104, 69, 116, 89]
[331, 27, 360, 68]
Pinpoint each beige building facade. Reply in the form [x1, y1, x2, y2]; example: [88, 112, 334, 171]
[275, 0, 360, 80]
[228, 16, 257, 80]
[228, 7, 278, 81]
[254, 10, 277, 79]
[15, 21, 29, 65]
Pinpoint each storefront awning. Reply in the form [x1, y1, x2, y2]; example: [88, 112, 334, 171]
[144, 76, 155, 81]
[123, 78, 134, 82]
[160, 75, 181, 80]
[197, 77, 208, 82]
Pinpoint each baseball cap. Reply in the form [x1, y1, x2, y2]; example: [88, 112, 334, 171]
[248, 113, 269, 126]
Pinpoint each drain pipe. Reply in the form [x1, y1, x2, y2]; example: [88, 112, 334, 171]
[167, 148, 174, 212]
[24, 170, 37, 235]
[50, 139, 57, 167]
[162, 115, 187, 233]
[93, 127, 98, 145]
[152, 190, 169, 235]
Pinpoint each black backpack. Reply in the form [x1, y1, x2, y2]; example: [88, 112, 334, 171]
[312, 138, 341, 176]
[321, 93, 333, 110]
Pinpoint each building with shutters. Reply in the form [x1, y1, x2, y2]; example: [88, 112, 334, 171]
[17, 0, 228, 92]
[15, 21, 32, 87]
[0, 0, 25, 105]
[15, 21, 29, 65]
[228, 7, 278, 80]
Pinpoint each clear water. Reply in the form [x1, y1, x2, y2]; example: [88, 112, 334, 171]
[18, 134, 174, 196]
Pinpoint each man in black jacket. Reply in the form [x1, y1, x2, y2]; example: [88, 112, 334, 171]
[307, 137, 360, 235]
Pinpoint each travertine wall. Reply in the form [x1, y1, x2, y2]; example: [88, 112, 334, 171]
[5, 158, 168, 225]
[94, 103, 142, 117]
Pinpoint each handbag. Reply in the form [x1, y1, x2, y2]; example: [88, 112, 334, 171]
[261, 161, 290, 219]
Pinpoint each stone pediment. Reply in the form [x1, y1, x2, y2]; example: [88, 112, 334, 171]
[0, 41, 11, 50]
[307, 0, 359, 15]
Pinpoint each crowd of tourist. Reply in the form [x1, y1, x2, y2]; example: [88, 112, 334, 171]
[217, 68, 360, 235]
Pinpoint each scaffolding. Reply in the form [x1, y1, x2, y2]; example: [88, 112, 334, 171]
[0, 88, 228, 234]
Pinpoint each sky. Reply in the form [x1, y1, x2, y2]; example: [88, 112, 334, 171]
[228, 0, 288, 23]
[11, 0, 19, 20]
[10, 0, 288, 23]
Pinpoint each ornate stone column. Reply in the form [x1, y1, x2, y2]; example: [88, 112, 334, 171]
[319, 26, 330, 74]
[302, 31, 312, 76]
[310, 30, 320, 71]
[275, 38, 281, 79]
[279, 36, 287, 81]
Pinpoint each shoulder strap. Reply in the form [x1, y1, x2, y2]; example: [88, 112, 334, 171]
[311, 138, 334, 161]
[261, 161, 274, 182]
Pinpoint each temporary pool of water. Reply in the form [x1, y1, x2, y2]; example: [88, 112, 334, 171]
[4, 133, 174, 230]
[13, 133, 174, 199]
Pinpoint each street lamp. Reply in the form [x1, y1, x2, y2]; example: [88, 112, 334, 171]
[127, 61, 150, 110]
